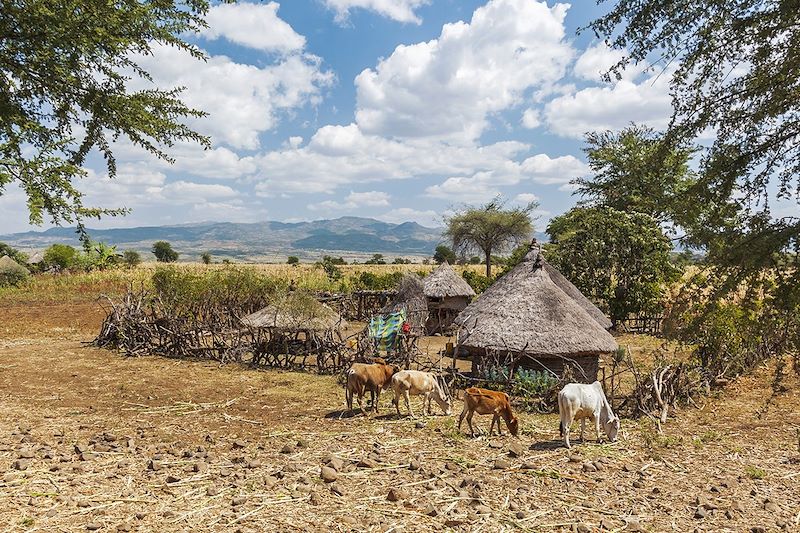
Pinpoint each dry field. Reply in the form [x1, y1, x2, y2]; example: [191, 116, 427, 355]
[0, 273, 798, 532]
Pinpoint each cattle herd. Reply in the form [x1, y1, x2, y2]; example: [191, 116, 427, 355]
[344, 359, 620, 448]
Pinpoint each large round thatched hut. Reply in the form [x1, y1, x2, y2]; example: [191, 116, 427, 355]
[380, 274, 428, 337]
[423, 262, 476, 334]
[453, 245, 617, 382]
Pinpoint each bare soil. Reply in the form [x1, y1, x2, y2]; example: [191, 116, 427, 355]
[0, 301, 798, 532]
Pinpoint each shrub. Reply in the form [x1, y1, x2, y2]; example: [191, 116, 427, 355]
[0, 256, 29, 287]
[122, 250, 141, 267]
[43, 244, 77, 271]
[287, 256, 299, 265]
[201, 252, 211, 265]
[152, 241, 178, 263]
[462, 270, 493, 294]
[353, 271, 403, 291]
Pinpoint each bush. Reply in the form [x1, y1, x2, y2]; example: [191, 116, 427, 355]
[364, 254, 386, 265]
[43, 244, 77, 271]
[287, 256, 299, 265]
[122, 250, 141, 267]
[0, 256, 29, 287]
[433, 244, 456, 264]
[152, 241, 178, 262]
[462, 270, 493, 294]
[201, 252, 211, 265]
[317, 256, 343, 282]
[353, 271, 404, 291]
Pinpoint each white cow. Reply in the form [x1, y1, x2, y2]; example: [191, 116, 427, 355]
[558, 381, 620, 448]
[391, 370, 452, 418]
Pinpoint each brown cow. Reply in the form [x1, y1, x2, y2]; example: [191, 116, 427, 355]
[458, 387, 519, 437]
[345, 360, 400, 414]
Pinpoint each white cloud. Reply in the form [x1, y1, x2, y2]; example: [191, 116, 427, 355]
[377, 207, 439, 226]
[573, 42, 627, 82]
[201, 2, 305, 53]
[544, 71, 672, 139]
[514, 193, 539, 204]
[521, 154, 589, 185]
[308, 190, 391, 211]
[354, 0, 573, 142]
[521, 108, 541, 129]
[130, 43, 333, 150]
[425, 174, 502, 203]
[324, 0, 429, 24]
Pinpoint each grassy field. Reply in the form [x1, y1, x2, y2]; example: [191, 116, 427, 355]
[0, 269, 798, 532]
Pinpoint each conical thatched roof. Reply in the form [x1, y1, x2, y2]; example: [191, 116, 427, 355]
[423, 262, 476, 298]
[0, 255, 27, 272]
[454, 246, 617, 356]
[242, 293, 344, 331]
[542, 262, 612, 329]
[381, 274, 428, 336]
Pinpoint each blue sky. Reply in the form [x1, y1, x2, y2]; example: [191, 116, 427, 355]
[1, 0, 677, 234]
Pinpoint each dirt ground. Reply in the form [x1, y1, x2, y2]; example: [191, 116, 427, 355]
[0, 301, 798, 532]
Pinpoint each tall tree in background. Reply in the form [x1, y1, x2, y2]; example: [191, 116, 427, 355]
[546, 207, 678, 327]
[575, 125, 697, 224]
[445, 198, 535, 277]
[0, 0, 210, 237]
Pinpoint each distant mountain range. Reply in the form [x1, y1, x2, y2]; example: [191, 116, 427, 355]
[0, 217, 453, 262]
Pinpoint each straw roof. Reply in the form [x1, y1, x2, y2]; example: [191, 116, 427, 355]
[454, 246, 617, 356]
[542, 262, 612, 329]
[0, 255, 27, 272]
[423, 262, 476, 299]
[242, 293, 344, 331]
[381, 274, 428, 336]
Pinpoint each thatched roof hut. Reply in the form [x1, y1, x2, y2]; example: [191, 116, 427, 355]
[423, 262, 476, 299]
[242, 293, 344, 332]
[423, 262, 475, 334]
[454, 245, 617, 381]
[380, 274, 428, 337]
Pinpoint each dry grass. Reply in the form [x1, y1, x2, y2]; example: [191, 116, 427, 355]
[0, 277, 798, 532]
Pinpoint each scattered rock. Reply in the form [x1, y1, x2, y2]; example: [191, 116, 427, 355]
[329, 483, 345, 496]
[475, 505, 492, 515]
[593, 461, 605, 471]
[508, 441, 524, 458]
[232, 440, 247, 449]
[508, 502, 519, 511]
[423, 503, 438, 516]
[599, 518, 615, 530]
[74, 444, 89, 455]
[632, 480, 645, 489]
[341, 516, 357, 526]
[296, 439, 309, 449]
[626, 518, 643, 531]
[85, 523, 102, 531]
[445, 462, 461, 472]
[515, 511, 526, 519]
[247, 460, 261, 469]
[622, 464, 634, 472]
[358, 457, 379, 469]
[582, 462, 597, 473]
[13, 459, 30, 470]
[17, 448, 35, 459]
[520, 462, 536, 470]
[166, 475, 181, 484]
[309, 491, 322, 505]
[231, 496, 247, 506]
[751, 528, 766, 533]
[387, 488, 408, 502]
[148, 460, 164, 471]
[415, 422, 425, 429]
[494, 458, 511, 470]
[571, 523, 590, 533]
[206, 487, 220, 497]
[325, 455, 345, 472]
[79, 452, 96, 461]
[488, 440, 503, 449]
[94, 444, 111, 453]
[568, 455, 582, 463]
[320, 466, 338, 483]
[193, 461, 207, 473]
[46, 509, 57, 517]
[135, 512, 147, 520]
[408, 459, 420, 471]
[694, 507, 707, 519]
[764, 502, 779, 513]
[117, 525, 131, 532]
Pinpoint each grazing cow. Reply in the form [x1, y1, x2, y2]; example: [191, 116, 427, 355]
[345, 360, 399, 414]
[558, 381, 620, 448]
[390, 370, 452, 418]
[458, 387, 519, 437]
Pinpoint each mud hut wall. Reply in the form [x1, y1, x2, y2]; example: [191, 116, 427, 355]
[462, 347, 601, 383]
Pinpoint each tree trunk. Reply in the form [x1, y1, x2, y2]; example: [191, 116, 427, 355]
[484, 249, 492, 278]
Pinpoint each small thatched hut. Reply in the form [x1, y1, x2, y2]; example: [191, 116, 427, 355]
[454, 245, 617, 382]
[423, 262, 476, 334]
[380, 274, 428, 337]
[242, 292, 346, 371]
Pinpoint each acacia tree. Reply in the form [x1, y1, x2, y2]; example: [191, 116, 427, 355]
[445, 198, 535, 277]
[152, 241, 178, 263]
[546, 207, 679, 327]
[0, 0, 210, 237]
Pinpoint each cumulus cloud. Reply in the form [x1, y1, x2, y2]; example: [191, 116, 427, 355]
[324, 0, 429, 24]
[521, 108, 541, 129]
[308, 190, 391, 211]
[132, 45, 334, 150]
[377, 207, 439, 226]
[354, 0, 573, 142]
[514, 192, 539, 204]
[544, 70, 672, 139]
[201, 2, 306, 53]
[572, 42, 627, 82]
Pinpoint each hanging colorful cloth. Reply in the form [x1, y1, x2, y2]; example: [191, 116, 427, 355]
[368, 309, 407, 354]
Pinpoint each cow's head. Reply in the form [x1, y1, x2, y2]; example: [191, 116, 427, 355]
[604, 416, 620, 442]
[507, 416, 519, 437]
